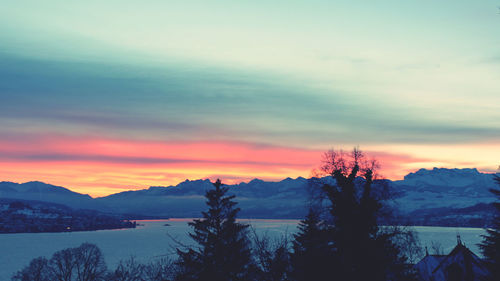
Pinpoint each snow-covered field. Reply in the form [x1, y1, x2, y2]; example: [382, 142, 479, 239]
[0, 219, 486, 280]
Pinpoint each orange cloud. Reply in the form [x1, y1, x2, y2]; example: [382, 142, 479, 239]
[0, 135, 448, 197]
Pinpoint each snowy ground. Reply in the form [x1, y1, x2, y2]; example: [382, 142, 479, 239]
[0, 219, 486, 280]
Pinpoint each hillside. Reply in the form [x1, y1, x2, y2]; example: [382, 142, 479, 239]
[0, 198, 135, 233]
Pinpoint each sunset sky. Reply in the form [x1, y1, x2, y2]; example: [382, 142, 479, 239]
[1, 1, 499, 197]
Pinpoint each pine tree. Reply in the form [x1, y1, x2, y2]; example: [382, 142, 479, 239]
[290, 208, 333, 281]
[176, 179, 254, 281]
[480, 174, 500, 281]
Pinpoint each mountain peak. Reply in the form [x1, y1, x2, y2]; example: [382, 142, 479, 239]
[24, 180, 50, 185]
[402, 167, 491, 188]
[248, 178, 265, 184]
[409, 167, 480, 178]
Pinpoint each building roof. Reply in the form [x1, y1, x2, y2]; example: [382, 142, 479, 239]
[431, 242, 489, 281]
[414, 254, 446, 281]
[415, 236, 490, 281]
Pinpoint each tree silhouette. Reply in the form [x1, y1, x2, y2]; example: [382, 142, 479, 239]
[12, 257, 51, 281]
[252, 229, 291, 281]
[50, 248, 76, 281]
[73, 243, 107, 281]
[480, 173, 500, 281]
[108, 257, 145, 281]
[12, 243, 107, 281]
[176, 179, 254, 281]
[315, 148, 416, 281]
[290, 208, 333, 281]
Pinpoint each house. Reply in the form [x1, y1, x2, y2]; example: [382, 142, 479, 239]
[415, 236, 489, 281]
[415, 252, 446, 281]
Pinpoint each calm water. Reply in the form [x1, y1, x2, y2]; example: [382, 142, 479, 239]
[0, 219, 486, 280]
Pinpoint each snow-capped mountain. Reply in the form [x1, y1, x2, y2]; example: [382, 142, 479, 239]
[95, 177, 311, 218]
[400, 168, 494, 192]
[0, 168, 498, 226]
[392, 168, 497, 213]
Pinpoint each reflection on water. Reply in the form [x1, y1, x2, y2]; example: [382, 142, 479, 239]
[0, 219, 486, 281]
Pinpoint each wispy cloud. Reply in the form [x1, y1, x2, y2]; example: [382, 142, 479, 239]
[0, 1, 499, 195]
[1, 54, 498, 146]
[0, 134, 435, 196]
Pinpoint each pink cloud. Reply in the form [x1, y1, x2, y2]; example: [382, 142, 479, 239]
[0, 134, 433, 196]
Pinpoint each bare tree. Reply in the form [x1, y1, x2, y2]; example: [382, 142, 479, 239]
[73, 243, 107, 281]
[320, 147, 379, 180]
[108, 257, 145, 281]
[430, 241, 444, 255]
[50, 248, 76, 281]
[12, 257, 52, 281]
[386, 226, 423, 264]
[251, 228, 291, 281]
[143, 258, 177, 281]
[107, 256, 177, 281]
[13, 243, 108, 281]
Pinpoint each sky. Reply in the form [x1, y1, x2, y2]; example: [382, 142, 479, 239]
[1, 1, 499, 197]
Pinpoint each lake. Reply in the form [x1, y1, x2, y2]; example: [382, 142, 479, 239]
[0, 219, 486, 280]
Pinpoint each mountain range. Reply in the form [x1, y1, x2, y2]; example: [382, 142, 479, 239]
[0, 168, 498, 226]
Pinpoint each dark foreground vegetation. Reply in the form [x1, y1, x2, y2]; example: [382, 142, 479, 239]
[0, 199, 135, 233]
[479, 175, 500, 281]
[12, 149, 500, 281]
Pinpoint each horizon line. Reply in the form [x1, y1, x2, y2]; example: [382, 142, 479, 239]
[2, 166, 496, 199]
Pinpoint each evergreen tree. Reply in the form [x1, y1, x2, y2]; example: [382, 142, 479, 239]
[319, 148, 415, 281]
[480, 174, 500, 281]
[176, 179, 254, 281]
[290, 208, 333, 281]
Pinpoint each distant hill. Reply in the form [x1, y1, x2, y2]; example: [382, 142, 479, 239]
[0, 198, 135, 233]
[0, 168, 497, 227]
[0, 181, 95, 209]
